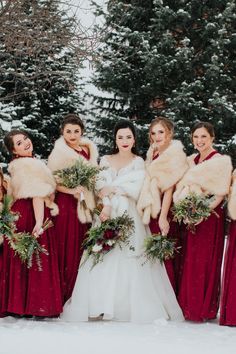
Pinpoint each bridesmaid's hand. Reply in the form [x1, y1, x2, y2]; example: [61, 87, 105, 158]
[100, 205, 111, 222]
[194, 217, 203, 226]
[158, 216, 170, 236]
[71, 186, 84, 197]
[32, 222, 43, 238]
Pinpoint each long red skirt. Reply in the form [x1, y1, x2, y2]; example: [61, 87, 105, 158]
[149, 214, 179, 293]
[0, 198, 62, 317]
[177, 203, 225, 322]
[54, 192, 88, 304]
[220, 221, 236, 326]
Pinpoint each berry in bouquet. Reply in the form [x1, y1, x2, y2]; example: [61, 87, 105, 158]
[172, 192, 215, 233]
[82, 212, 134, 269]
[143, 233, 178, 265]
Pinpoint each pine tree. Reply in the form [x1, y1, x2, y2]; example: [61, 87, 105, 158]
[90, 0, 236, 161]
[0, 0, 85, 162]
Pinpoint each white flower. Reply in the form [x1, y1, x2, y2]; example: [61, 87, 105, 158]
[107, 240, 115, 246]
[92, 244, 103, 253]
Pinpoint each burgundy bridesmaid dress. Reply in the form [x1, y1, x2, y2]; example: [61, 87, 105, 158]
[220, 221, 236, 325]
[148, 153, 178, 292]
[53, 149, 89, 304]
[1, 199, 62, 317]
[177, 151, 225, 322]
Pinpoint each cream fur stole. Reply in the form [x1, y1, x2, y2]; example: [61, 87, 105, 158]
[228, 170, 236, 220]
[47, 136, 98, 171]
[8, 157, 59, 216]
[47, 136, 98, 224]
[173, 153, 233, 204]
[137, 140, 188, 224]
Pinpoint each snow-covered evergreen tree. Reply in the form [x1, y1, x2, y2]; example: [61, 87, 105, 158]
[0, 0, 85, 162]
[90, 0, 236, 161]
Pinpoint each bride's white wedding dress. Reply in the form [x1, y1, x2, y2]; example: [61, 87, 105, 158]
[62, 156, 183, 323]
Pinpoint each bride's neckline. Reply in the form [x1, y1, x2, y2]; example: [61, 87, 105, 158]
[104, 155, 138, 174]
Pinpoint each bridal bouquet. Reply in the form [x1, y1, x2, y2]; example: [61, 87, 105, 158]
[82, 212, 134, 268]
[143, 234, 177, 265]
[172, 192, 213, 232]
[53, 158, 102, 192]
[0, 196, 52, 271]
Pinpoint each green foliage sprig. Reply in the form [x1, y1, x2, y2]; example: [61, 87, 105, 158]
[0, 196, 52, 271]
[143, 234, 177, 265]
[53, 158, 103, 191]
[82, 212, 135, 268]
[172, 193, 214, 233]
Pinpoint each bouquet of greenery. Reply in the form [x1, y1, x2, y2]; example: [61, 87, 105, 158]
[8, 218, 53, 271]
[172, 192, 214, 232]
[0, 195, 19, 245]
[0, 196, 53, 270]
[82, 212, 134, 268]
[53, 158, 102, 191]
[143, 234, 177, 265]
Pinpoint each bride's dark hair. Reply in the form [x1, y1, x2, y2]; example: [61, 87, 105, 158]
[112, 120, 139, 155]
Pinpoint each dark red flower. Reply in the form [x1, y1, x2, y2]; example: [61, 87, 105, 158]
[103, 230, 115, 239]
[102, 244, 112, 251]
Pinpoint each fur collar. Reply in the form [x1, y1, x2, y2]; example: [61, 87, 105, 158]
[8, 157, 59, 215]
[47, 136, 98, 171]
[173, 154, 233, 203]
[137, 140, 188, 224]
[145, 140, 188, 191]
[228, 170, 236, 220]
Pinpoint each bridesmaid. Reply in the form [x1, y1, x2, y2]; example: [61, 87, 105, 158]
[220, 169, 236, 326]
[47, 113, 98, 304]
[137, 116, 188, 292]
[1, 129, 62, 317]
[173, 121, 232, 322]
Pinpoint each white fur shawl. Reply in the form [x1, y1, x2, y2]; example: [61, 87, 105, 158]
[228, 170, 236, 220]
[97, 157, 145, 217]
[173, 153, 233, 204]
[8, 157, 59, 215]
[47, 136, 98, 171]
[137, 140, 188, 224]
[47, 136, 98, 224]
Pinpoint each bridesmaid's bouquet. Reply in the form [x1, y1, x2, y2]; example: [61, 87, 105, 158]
[8, 218, 53, 271]
[82, 212, 134, 268]
[172, 192, 213, 232]
[53, 158, 102, 192]
[0, 195, 19, 245]
[143, 234, 177, 265]
[0, 195, 52, 271]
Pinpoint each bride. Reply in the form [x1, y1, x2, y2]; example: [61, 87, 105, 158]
[62, 120, 183, 323]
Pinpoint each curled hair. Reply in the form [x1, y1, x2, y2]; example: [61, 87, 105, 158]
[112, 119, 138, 155]
[148, 116, 174, 144]
[60, 113, 84, 134]
[191, 121, 215, 139]
[4, 129, 30, 155]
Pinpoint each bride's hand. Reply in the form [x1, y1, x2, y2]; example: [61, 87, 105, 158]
[98, 186, 115, 199]
[100, 205, 111, 222]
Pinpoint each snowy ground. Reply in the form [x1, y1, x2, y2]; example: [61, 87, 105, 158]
[0, 316, 235, 354]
